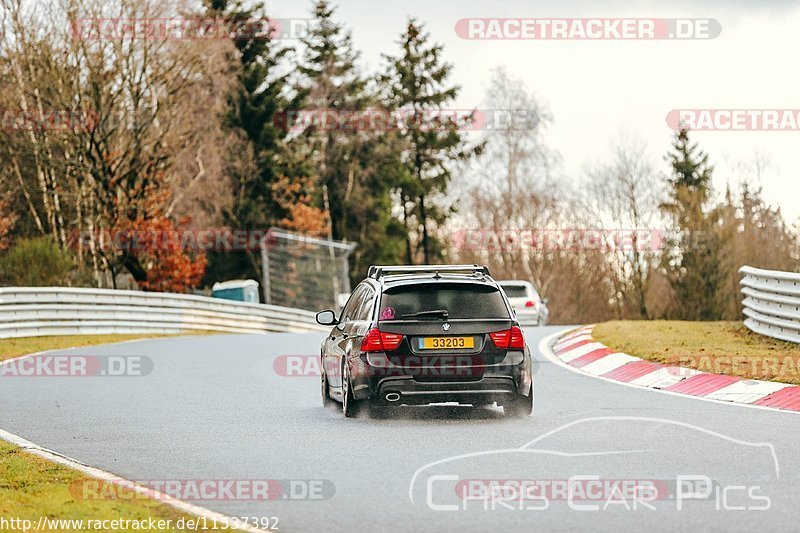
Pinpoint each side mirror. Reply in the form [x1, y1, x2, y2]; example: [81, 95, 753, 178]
[542, 298, 549, 305]
[316, 309, 339, 326]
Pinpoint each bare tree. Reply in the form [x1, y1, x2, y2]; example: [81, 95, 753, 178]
[0, 0, 236, 286]
[585, 137, 662, 318]
[717, 154, 799, 318]
[460, 67, 562, 292]
[451, 67, 624, 323]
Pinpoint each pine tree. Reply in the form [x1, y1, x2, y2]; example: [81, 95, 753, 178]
[660, 128, 727, 320]
[295, 0, 367, 241]
[381, 19, 480, 264]
[294, 0, 406, 280]
[665, 128, 713, 226]
[203, 0, 292, 282]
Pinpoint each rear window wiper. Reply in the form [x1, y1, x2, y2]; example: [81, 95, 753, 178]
[400, 309, 449, 320]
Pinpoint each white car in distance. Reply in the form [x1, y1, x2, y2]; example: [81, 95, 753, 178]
[498, 280, 549, 326]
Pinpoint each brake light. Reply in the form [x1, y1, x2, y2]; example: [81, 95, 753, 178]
[381, 331, 404, 351]
[489, 326, 526, 350]
[489, 330, 510, 349]
[509, 326, 525, 349]
[525, 300, 536, 308]
[360, 328, 403, 352]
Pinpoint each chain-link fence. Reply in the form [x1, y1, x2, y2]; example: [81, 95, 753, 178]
[260, 228, 356, 312]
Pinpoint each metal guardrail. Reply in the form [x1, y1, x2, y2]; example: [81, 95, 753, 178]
[0, 287, 328, 339]
[739, 265, 800, 343]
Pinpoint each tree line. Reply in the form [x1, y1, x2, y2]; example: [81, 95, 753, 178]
[455, 75, 799, 322]
[1, 0, 797, 322]
[1, 0, 474, 289]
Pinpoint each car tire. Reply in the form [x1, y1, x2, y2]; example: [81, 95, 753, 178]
[503, 385, 533, 418]
[341, 365, 361, 418]
[321, 363, 335, 408]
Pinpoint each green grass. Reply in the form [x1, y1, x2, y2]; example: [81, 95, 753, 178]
[593, 320, 800, 385]
[0, 441, 241, 531]
[0, 332, 221, 362]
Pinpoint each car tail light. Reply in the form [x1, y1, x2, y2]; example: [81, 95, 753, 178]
[489, 326, 526, 350]
[509, 326, 525, 349]
[525, 300, 536, 308]
[489, 329, 510, 349]
[380, 331, 403, 351]
[361, 328, 403, 352]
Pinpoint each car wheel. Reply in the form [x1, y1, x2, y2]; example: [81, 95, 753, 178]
[321, 364, 335, 408]
[341, 365, 361, 418]
[504, 385, 533, 418]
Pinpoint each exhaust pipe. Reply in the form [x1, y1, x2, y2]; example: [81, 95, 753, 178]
[385, 392, 401, 402]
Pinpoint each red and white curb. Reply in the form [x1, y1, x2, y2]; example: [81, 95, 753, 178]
[547, 325, 800, 413]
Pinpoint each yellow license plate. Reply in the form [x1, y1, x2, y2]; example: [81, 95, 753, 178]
[419, 336, 474, 350]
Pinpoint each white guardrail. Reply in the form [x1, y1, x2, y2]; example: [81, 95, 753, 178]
[740, 265, 800, 344]
[0, 287, 328, 339]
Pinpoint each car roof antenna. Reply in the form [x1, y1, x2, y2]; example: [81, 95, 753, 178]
[433, 271, 441, 279]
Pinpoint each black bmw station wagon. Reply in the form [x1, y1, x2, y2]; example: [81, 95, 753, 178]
[315, 265, 534, 417]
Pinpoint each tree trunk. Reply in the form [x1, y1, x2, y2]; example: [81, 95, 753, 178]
[419, 194, 430, 263]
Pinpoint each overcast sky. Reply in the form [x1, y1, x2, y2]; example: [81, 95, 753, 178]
[267, 0, 800, 224]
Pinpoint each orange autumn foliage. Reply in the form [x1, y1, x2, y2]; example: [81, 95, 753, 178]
[0, 199, 18, 251]
[271, 174, 329, 237]
[112, 187, 207, 293]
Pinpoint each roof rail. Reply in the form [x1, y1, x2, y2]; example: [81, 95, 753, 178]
[368, 264, 491, 279]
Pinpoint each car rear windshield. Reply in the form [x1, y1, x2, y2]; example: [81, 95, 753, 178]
[500, 284, 529, 298]
[378, 283, 510, 320]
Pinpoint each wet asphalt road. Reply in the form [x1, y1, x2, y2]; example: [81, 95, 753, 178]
[1, 326, 800, 532]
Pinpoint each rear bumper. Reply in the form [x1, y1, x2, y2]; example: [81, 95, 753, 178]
[373, 375, 518, 405]
[349, 350, 532, 405]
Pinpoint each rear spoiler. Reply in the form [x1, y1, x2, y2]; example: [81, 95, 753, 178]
[368, 264, 491, 279]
